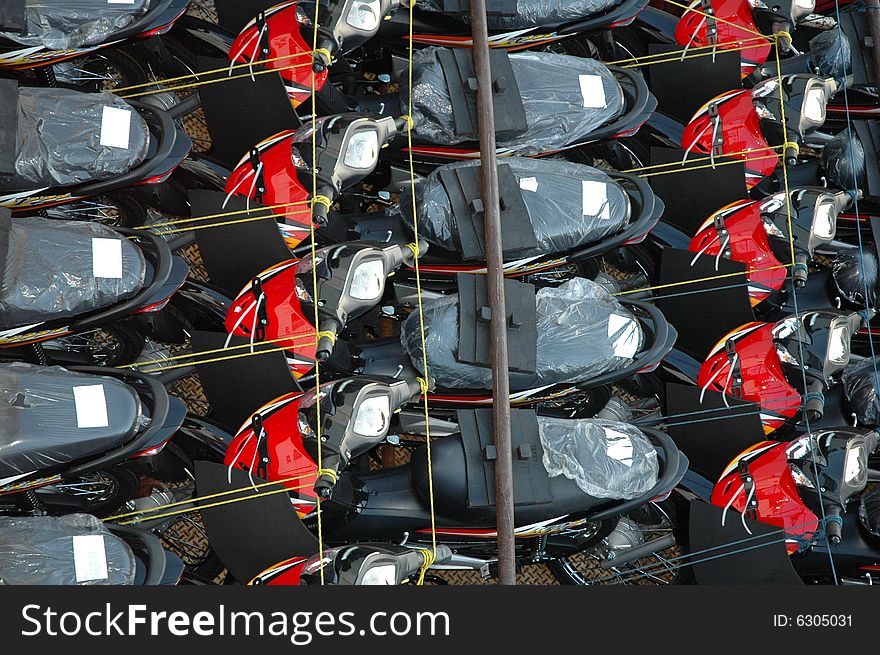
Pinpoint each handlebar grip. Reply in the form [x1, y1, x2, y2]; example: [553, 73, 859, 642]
[784, 145, 799, 167]
[433, 544, 453, 564]
[314, 472, 337, 500]
[792, 252, 809, 288]
[825, 505, 843, 545]
[316, 321, 338, 362]
[804, 380, 825, 423]
[312, 199, 330, 227]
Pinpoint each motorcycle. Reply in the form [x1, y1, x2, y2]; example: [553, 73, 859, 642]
[0, 79, 191, 213]
[0, 513, 183, 585]
[0, 211, 190, 367]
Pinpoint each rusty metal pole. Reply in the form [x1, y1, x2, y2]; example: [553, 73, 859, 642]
[468, 0, 516, 585]
[866, 0, 880, 91]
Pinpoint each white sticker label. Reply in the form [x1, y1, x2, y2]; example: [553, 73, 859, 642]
[92, 238, 123, 279]
[583, 180, 610, 220]
[519, 177, 538, 192]
[100, 106, 132, 149]
[73, 535, 109, 582]
[604, 428, 634, 467]
[608, 313, 640, 358]
[108, 0, 136, 3]
[578, 74, 607, 109]
[73, 385, 109, 429]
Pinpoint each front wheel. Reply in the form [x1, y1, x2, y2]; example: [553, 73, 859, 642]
[42, 324, 146, 367]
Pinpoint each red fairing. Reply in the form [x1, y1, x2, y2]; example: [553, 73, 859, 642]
[250, 556, 308, 585]
[224, 260, 317, 378]
[697, 322, 801, 432]
[224, 392, 319, 515]
[689, 199, 786, 305]
[228, 1, 328, 107]
[224, 130, 314, 248]
[711, 441, 819, 552]
[674, 0, 771, 76]
[681, 89, 778, 189]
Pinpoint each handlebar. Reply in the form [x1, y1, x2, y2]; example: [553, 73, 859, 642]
[396, 545, 454, 579]
[824, 504, 843, 545]
[313, 186, 335, 227]
[784, 144, 799, 167]
[316, 320, 339, 362]
[792, 251, 809, 288]
[804, 379, 826, 423]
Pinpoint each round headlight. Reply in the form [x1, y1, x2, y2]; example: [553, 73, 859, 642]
[343, 130, 380, 170]
[346, 0, 381, 32]
[349, 259, 385, 301]
[353, 395, 391, 437]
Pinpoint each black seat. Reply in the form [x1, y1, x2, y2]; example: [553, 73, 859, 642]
[0, 514, 136, 585]
[0, 0, 149, 50]
[0, 216, 146, 330]
[0, 363, 142, 478]
[401, 277, 644, 391]
[401, 157, 631, 260]
[7, 87, 150, 189]
[416, 0, 622, 29]
[406, 47, 625, 155]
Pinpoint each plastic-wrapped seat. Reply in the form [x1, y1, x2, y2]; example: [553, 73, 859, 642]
[416, 0, 621, 29]
[0, 363, 142, 478]
[0, 0, 149, 50]
[404, 47, 624, 155]
[401, 277, 644, 390]
[0, 514, 136, 585]
[842, 356, 880, 426]
[11, 87, 150, 188]
[0, 217, 147, 330]
[396, 158, 631, 259]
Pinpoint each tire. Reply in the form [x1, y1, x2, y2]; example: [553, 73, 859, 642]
[45, 191, 148, 228]
[53, 44, 150, 93]
[43, 323, 146, 368]
[38, 467, 140, 518]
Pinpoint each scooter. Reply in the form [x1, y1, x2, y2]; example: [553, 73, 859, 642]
[0, 79, 191, 213]
[0, 514, 183, 585]
[0, 0, 190, 84]
[194, 362, 688, 584]
[0, 211, 189, 367]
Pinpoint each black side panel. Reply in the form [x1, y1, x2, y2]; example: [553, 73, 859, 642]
[437, 48, 528, 141]
[0, 209, 10, 284]
[665, 383, 766, 480]
[195, 461, 318, 583]
[655, 247, 755, 360]
[647, 46, 742, 123]
[0, 80, 19, 176]
[689, 500, 803, 585]
[648, 147, 748, 235]
[213, 0, 282, 33]
[457, 273, 537, 373]
[191, 330, 302, 431]
[440, 0, 517, 15]
[190, 190, 293, 298]
[437, 162, 537, 259]
[196, 56, 300, 168]
[854, 120, 880, 200]
[0, 0, 25, 33]
[458, 409, 552, 508]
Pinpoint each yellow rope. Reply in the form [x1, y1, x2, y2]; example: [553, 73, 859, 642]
[156, 209, 312, 235]
[415, 548, 435, 585]
[612, 263, 792, 296]
[665, 0, 769, 39]
[118, 61, 313, 100]
[135, 342, 311, 375]
[315, 330, 337, 344]
[407, 0, 438, 560]
[109, 50, 320, 95]
[603, 35, 772, 67]
[134, 200, 310, 230]
[775, 36, 798, 269]
[619, 39, 772, 70]
[310, 0, 326, 587]
[621, 144, 784, 175]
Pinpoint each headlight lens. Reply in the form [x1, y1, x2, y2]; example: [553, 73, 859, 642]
[353, 395, 391, 437]
[343, 130, 380, 170]
[811, 200, 836, 240]
[360, 562, 397, 585]
[844, 443, 865, 485]
[827, 322, 850, 365]
[794, 0, 813, 7]
[349, 259, 385, 301]
[802, 86, 827, 124]
[345, 0, 381, 32]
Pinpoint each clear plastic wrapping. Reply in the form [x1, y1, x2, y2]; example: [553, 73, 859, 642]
[404, 47, 624, 154]
[808, 28, 851, 84]
[16, 87, 150, 187]
[396, 157, 631, 258]
[0, 514, 136, 585]
[0, 362, 142, 476]
[402, 277, 644, 390]
[832, 249, 878, 310]
[0, 0, 148, 50]
[820, 129, 866, 193]
[842, 356, 880, 427]
[538, 417, 658, 499]
[415, 0, 620, 29]
[0, 217, 146, 329]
